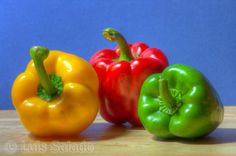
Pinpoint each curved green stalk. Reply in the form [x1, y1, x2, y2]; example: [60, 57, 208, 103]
[103, 28, 133, 61]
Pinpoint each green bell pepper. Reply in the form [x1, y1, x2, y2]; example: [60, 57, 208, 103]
[138, 64, 224, 139]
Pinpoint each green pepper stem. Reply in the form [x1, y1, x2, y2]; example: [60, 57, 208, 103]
[102, 28, 133, 61]
[30, 46, 57, 96]
[159, 79, 175, 108]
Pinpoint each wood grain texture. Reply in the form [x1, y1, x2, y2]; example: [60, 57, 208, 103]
[0, 106, 236, 156]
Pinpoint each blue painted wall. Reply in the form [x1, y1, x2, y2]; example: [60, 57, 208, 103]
[0, 0, 236, 109]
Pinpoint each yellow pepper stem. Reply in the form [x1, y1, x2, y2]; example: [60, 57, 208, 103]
[29, 46, 57, 96]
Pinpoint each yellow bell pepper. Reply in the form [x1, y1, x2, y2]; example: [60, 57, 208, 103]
[11, 46, 99, 137]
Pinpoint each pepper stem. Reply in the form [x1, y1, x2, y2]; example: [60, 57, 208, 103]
[102, 28, 133, 61]
[30, 46, 57, 96]
[159, 78, 176, 108]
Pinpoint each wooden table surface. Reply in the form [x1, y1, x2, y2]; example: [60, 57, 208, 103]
[0, 106, 236, 156]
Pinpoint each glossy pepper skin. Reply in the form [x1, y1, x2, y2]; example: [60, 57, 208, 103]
[138, 64, 224, 139]
[12, 46, 99, 137]
[89, 28, 169, 126]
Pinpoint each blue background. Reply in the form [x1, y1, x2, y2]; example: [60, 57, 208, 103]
[0, 0, 236, 109]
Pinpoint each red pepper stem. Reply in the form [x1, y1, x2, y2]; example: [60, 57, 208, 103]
[29, 46, 57, 96]
[159, 78, 175, 108]
[102, 28, 133, 61]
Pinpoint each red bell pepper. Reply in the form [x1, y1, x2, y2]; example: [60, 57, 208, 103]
[89, 28, 169, 126]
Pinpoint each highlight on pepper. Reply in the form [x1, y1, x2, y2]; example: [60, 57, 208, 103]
[11, 46, 100, 137]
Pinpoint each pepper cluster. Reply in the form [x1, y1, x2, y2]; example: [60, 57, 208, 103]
[11, 28, 223, 139]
